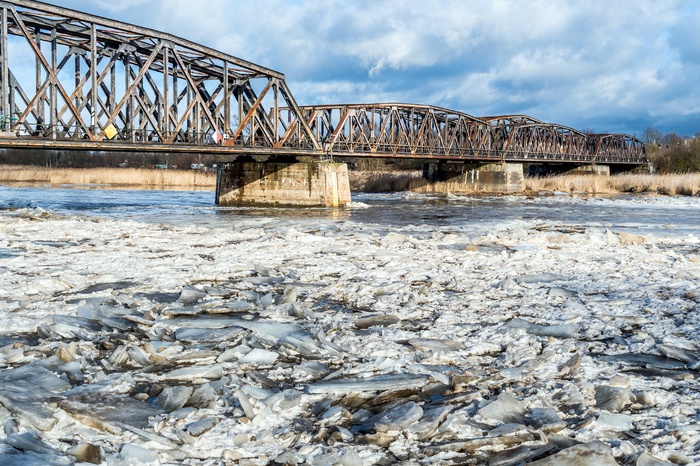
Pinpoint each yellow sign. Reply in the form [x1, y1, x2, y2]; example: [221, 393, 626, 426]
[104, 124, 118, 140]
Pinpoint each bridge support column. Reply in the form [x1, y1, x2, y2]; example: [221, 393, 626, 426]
[216, 160, 351, 207]
[566, 164, 610, 175]
[423, 162, 524, 194]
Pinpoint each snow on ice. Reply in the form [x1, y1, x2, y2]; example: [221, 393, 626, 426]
[0, 196, 699, 465]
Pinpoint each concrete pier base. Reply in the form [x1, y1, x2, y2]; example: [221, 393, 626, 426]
[216, 161, 351, 207]
[423, 162, 524, 194]
[566, 164, 611, 176]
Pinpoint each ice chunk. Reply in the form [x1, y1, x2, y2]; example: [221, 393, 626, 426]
[235, 389, 255, 418]
[595, 385, 633, 412]
[162, 365, 224, 382]
[409, 405, 453, 440]
[175, 326, 244, 343]
[58, 393, 163, 433]
[186, 417, 218, 437]
[233, 320, 326, 357]
[596, 411, 633, 432]
[516, 274, 561, 284]
[355, 315, 400, 329]
[304, 374, 431, 395]
[5, 431, 57, 455]
[478, 393, 527, 424]
[339, 450, 364, 466]
[549, 287, 578, 298]
[408, 338, 465, 352]
[186, 383, 217, 409]
[0, 364, 72, 393]
[238, 348, 279, 365]
[121, 444, 159, 464]
[528, 441, 618, 465]
[636, 452, 674, 466]
[75, 303, 136, 330]
[39, 315, 101, 339]
[505, 317, 579, 339]
[178, 286, 207, 305]
[153, 386, 194, 411]
[0, 382, 57, 431]
[374, 401, 423, 432]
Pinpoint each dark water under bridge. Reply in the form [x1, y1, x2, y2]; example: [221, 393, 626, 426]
[0, 0, 645, 168]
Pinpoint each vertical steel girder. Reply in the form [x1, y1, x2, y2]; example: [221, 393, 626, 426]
[299, 105, 645, 164]
[0, 0, 320, 150]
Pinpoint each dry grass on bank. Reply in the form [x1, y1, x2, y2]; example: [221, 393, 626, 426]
[3, 166, 699, 196]
[523, 173, 700, 196]
[350, 170, 700, 196]
[0, 165, 216, 189]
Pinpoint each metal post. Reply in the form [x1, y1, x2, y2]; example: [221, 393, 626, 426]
[74, 53, 80, 137]
[237, 83, 243, 140]
[50, 27, 57, 139]
[35, 25, 43, 133]
[223, 62, 229, 134]
[90, 23, 97, 138]
[273, 79, 278, 143]
[124, 50, 133, 141]
[162, 44, 169, 140]
[110, 59, 116, 117]
[172, 59, 178, 133]
[0, 8, 8, 127]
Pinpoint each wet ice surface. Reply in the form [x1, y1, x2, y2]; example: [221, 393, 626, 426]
[1, 188, 700, 465]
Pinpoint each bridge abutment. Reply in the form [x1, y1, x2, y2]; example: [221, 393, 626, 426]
[423, 162, 524, 194]
[216, 160, 351, 207]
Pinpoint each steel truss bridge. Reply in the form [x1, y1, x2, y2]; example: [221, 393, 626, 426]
[0, 0, 645, 166]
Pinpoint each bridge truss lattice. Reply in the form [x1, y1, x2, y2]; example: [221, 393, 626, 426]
[0, 0, 319, 154]
[0, 0, 645, 165]
[301, 104, 645, 164]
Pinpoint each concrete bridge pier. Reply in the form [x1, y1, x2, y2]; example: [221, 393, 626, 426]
[423, 161, 525, 194]
[566, 164, 611, 176]
[216, 157, 352, 207]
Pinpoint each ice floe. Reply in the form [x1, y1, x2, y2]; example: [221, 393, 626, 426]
[1, 194, 700, 464]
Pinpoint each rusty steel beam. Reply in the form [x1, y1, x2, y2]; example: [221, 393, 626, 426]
[0, 0, 320, 152]
[298, 104, 646, 164]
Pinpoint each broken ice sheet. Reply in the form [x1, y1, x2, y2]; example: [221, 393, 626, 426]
[0, 382, 58, 431]
[504, 317, 579, 339]
[408, 338, 465, 352]
[174, 326, 244, 343]
[304, 374, 431, 395]
[58, 393, 164, 433]
[478, 393, 527, 424]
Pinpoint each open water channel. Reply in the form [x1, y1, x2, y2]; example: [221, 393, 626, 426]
[0, 185, 698, 237]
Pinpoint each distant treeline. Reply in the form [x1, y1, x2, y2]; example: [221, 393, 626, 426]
[643, 127, 700, 173]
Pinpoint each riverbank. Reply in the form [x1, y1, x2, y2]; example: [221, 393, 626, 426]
[0, 165, 216, 189]
[349, 170, 700, 196]
[1, 165, 699, 196]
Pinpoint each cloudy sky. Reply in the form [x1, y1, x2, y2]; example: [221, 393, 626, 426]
[45, 0, 700, 137]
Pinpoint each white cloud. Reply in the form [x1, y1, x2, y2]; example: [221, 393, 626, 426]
[23, 0, 700, 134]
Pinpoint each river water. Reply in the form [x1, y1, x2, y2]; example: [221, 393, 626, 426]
[0, 184, 698, 237]
[2, 183, 700, 464]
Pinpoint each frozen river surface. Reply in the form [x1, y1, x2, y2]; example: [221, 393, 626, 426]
[0, 186, 699, 465]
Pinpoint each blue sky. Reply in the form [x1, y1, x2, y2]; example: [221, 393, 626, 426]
[44, 0, 700, 137]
